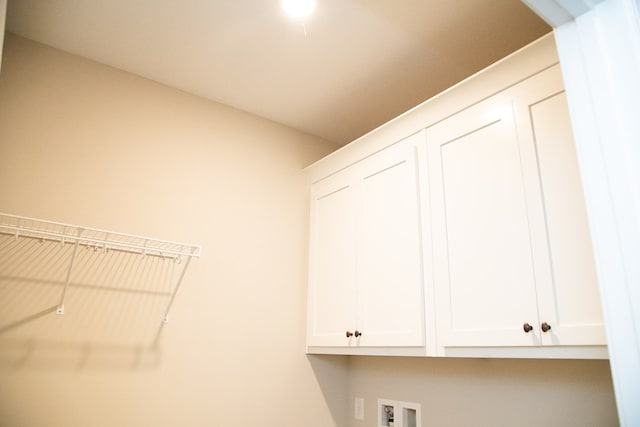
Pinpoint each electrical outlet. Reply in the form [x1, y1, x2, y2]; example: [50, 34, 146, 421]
[355, 397, 364, 420]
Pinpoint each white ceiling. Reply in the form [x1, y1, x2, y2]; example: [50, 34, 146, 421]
[5, 0, 550, 145]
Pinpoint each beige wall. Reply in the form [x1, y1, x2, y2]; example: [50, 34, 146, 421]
[0, 34, 619, 427]
[0, 35, 348, 427]
[348, 357, 618, 426]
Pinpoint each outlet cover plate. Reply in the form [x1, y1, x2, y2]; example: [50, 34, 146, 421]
[355, 397, 364, 420]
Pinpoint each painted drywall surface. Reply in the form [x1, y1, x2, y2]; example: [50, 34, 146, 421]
[348, 356, 618, 426]
[0, 32, 620, 427]
[0, 34, 348, 427]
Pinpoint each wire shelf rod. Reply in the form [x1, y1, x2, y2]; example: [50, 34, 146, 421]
[0, 228, 192, 259]
[0, 213, 201, 259]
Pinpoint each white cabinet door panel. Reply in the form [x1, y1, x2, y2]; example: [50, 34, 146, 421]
[356, 136, 425, 347]
[307, 171, 358, 347]
[429, 101, 540, 347]
[526, 90, 606, 346]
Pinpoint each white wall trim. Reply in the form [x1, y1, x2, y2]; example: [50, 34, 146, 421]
[524, 0, 640, 425]
[522, 0, 605, 26]
[0, 0, 7, 72]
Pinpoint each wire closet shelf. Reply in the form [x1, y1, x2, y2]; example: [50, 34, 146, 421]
[0, 213, 201, 259]
[0, 212, 201, 321]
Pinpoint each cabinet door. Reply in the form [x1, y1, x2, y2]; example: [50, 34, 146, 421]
[355, 132, 426, 347]
[429, 64, 606, 351]
[306, 170, 358, 347]
[428, 97, 541, 348]
[514, 68, 606, 346]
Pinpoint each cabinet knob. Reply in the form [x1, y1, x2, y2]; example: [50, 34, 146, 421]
[541, 322, 552, 332]
[523, 322, 533, 333]
[354, 330, 362, 338]
[346, 331, 353, 338]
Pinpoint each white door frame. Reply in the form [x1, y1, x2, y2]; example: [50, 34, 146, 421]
[0, 0, 7, 71]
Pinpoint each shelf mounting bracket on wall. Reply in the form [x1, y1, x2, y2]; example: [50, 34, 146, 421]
[56, 227, 83, 315]
[162, 247, 196, 323]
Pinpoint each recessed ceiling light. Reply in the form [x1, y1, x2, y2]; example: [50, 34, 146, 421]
[281, 0, 316, 18]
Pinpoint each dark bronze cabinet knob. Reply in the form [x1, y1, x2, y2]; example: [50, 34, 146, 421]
[523, 322, 533, 333]
[346, 331, 353, 338]
[541, 322, 552, 332]
[354, 330, 362, 338]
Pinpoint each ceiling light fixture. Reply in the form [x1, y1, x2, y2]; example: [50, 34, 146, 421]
[281, 0, 316, 18]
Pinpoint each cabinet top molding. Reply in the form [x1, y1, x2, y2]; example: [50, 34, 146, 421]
[305, 33, 558, 184]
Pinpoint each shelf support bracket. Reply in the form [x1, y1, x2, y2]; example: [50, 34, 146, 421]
[161, 249, 195, 323]
[56, 228, 83, 315]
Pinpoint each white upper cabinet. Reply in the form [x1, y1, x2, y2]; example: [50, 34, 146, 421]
[305, 34, 606, 359]
[306, 132, 428, 355]
[427, 64, 606, 356]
